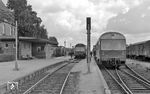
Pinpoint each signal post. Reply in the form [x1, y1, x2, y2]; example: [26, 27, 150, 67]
[86, 17, 91, 73]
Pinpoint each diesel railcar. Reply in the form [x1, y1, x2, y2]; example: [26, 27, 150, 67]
[95, 32, 126, 68]
[127, 40, 150, 60]
[74, 43, 86, 59]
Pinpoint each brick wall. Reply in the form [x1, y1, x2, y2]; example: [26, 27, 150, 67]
[32, 43, 46, 58]
[0, 41, 16, 62]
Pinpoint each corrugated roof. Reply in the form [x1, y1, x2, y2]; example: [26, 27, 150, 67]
[0, 0, 7, 10]
[0, 0, 14, 24]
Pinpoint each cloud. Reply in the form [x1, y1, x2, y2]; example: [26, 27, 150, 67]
[2, 0, 146, 47]
[28, 0, 136, 47]
[106, 0, 150, 44]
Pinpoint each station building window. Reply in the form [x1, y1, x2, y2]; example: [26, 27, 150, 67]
[0, 47, 3, 53]
[0, 24, 3, 35]
[24, 43, 26, 49]
[41, 46, 44, 51]
[5, 43, 8, 48]
[2, 24, 4, 34]
[13, 43, 16, 48]
[37, 47, 41, 52]
[9, 26, 12, 36]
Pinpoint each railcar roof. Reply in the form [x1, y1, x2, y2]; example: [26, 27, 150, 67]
[75, 43, 86, 47]
[129, 40, 150, 46]
[94, 31, 125, 46]
[100, 32, 126, 39]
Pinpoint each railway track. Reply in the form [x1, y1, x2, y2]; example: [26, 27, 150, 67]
[6, 60, 78, 94]
[23, 63, 75, 94]
[99, 65, 128, 94]
[126, 63, 150, 82]
[100, 64, 150, 94]
[120, 65, 150, 94]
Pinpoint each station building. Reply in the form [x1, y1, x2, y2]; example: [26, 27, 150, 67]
[0, 36, 58, 61]
[0, 0, 58, 62]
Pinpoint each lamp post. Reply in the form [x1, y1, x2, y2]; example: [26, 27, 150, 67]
[70, 43, 71, 48]
[64, 41, 66, 56]
[14, 21, 19, 71]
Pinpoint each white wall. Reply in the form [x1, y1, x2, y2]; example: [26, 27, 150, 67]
[45, 44, 56, 59]
[20, 42, 32, 58]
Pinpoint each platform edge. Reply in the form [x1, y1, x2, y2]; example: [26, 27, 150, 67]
[93, 60, 111, 94]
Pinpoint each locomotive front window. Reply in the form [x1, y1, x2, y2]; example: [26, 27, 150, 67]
[75, 47, 85, 51]
[101, 39, 126, 50]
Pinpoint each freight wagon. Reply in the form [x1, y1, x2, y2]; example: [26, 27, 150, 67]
[127, 40, 150, 60]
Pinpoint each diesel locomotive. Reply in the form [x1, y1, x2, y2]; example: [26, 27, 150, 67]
[74, 43, 86, 59]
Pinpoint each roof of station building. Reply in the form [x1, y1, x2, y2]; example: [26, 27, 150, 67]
[0, 0, 14, 24]
[0, 36, 58, 45]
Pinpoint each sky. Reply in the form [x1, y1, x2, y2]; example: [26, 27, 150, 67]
[2, 0, 150, 48]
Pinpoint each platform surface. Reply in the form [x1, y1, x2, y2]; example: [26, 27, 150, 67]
[0, 56, 70, 86]
[71, 57, 110, 94]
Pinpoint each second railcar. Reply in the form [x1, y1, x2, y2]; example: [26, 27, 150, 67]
[95, 31, 126, 68]
[74, 43, 86, 59]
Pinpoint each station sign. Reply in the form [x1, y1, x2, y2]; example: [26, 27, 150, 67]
[7, 81, 18, 91]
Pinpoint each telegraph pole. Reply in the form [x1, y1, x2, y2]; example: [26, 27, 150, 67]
[86, 17, 91, 73]
[14, 21, 19, 71]
[64, 41, 66, 47]
[70, 43, 72, 48]
[64, 41, 66, 56]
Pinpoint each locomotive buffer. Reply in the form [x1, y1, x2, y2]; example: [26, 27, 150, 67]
[86, 17, 91, 73]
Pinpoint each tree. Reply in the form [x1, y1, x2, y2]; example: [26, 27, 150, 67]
[48, 36, 58, 45]
[6, 0, 48, 39]
[7, 0, 27, 20]
[36, 25, 48, 39]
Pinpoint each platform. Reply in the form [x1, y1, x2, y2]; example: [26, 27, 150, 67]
[0, 56, 70, 86]
[71, 57, 111, 94]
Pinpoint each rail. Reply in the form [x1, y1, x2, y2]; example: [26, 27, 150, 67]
[59, 71, 71, 94]
[103, 66, 131, 94]
[23, 63, 68, 94]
